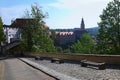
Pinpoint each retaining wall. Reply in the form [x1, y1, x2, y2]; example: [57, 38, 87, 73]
[25, 52, 120, 65]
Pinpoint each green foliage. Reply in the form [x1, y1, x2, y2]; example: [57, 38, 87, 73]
[0, 17, 4, 54]
[97, 0, 120, 54]
[33, 27, 56, 52]
[72, 40, 83, 53]
[63, 49, 71, 53]
[56, 47, 63, 53]
[51, 30, 56, 45]
[21, 20, 34, 51]
[72, 33, 95, 54]
[21, 4, 56, 52]
[0, 17, 4, 43]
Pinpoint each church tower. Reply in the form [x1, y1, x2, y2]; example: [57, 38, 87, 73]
[74, 17, 87, 40]
[80, 18, 85, 30]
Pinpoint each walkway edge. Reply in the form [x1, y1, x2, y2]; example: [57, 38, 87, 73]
[19, 58, 80, 80]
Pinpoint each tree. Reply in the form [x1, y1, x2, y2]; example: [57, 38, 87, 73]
[71, 40, 83, 53]
[0, 17, 4, 44]
[72, 33, 95, 54]
[21, 4, 56, 52]
[97, 0, 120, 54]
[80, 33, 95, 53]
[50, 30, 57, 45]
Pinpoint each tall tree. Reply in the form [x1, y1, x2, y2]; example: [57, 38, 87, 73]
[97, 0, 120, 54]
[72, 33, 95, 54]
[0, 17, 4, 44]
[21, 4, 56, 52]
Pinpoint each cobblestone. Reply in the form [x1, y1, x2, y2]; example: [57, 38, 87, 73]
[27, 58, 120, 80]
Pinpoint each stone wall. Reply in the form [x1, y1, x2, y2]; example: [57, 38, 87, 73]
[27, 52, 120, 65]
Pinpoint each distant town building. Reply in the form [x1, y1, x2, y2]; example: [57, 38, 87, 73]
[53, 18, 87, 46]
[74, 18, 87, 40]
[55, 32, 76, 45]
[86, 27, 99, 36]
[81, 18, 85, 30]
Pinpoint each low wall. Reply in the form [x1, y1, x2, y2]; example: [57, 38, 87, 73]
[26, 52, 120, 65]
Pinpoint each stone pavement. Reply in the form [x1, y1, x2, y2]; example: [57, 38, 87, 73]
[26, 58, 120, 80]
[0, 61, 4, 80]
[20, 58, 80, 80]
[1, 58, 56, 80]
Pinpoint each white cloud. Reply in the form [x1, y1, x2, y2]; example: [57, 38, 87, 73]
[0, 0, 113, 29]
[49, 0, 112, 9]
[0, 5, 30, 25]
[47, 0, 113, 28]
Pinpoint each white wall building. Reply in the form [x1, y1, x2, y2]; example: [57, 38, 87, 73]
[3, 18, 46, 44]
[3, 26, 21, 43]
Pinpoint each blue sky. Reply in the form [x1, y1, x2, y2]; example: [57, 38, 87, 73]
[0, 0, 112, 29]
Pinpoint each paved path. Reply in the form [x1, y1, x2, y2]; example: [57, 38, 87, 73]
[1, 58, 56, 80]
[0, 61, 4, 80]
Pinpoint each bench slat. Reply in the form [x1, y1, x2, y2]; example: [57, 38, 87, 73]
[83, 61, 105, 66]
[35, 56, 44, 60]
[81, 60, 106, 70]
[51, 58, 64, 64]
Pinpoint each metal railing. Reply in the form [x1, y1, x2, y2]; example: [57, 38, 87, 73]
[2, 40, 21, 53]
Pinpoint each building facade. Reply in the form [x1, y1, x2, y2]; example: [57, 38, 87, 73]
[3, 18, 33, 43]
[55, 32, 76, 45]
[54, 18, 87, 46]
[74, 18, 87, 40]
[3, 26, 21, 43]
[3, 18, 49, 43]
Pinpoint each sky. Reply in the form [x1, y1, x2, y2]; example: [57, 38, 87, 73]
[0, 0, 112, 29]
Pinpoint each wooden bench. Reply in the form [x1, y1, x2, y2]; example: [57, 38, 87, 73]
[34, 56, 44, 60]
[81, 60, 106, 70]
[51, 58, 64, 64]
